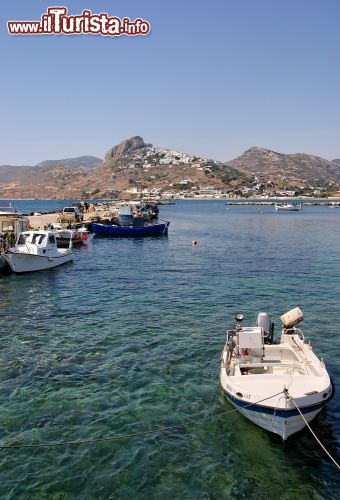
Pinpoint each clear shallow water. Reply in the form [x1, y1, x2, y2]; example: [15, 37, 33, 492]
[0, 200, 339, 499]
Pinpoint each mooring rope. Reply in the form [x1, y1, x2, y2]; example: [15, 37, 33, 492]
[0, 391, 284, 450]
[287, 392, 340, 470]
[1, 389, 339, 471]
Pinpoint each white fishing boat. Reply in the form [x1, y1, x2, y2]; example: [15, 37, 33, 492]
[220, 308, 333, 440]
[275, 202, 302, 211]
[2, 230, 73, 273]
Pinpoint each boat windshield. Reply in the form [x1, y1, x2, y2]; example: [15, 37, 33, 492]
[17, 234, 27, 244]
[32, 234, 46, 245]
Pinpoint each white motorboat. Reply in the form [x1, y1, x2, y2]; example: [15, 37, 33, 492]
[2, 230, 73, 273]
[220, 308, 334, 440]
[275, 202, 302, 211]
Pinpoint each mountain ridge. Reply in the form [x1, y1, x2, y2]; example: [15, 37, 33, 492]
[0, 138, 339, 199]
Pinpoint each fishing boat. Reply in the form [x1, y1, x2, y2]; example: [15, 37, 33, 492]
[2, 230, 73, 273]
[220, 308, 333, 440]
[0, 205, 30, 269]
[54, 228, 84, 248]
[91, 220, 170, 237]
[275, 202, 302, 211]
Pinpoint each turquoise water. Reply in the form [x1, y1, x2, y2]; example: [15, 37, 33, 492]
[0, 200, 339, 499]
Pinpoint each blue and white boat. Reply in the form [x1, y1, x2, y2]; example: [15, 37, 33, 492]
[220, 308, 333, 440]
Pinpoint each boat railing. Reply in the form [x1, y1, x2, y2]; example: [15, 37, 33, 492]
[282, 327, 304, 341]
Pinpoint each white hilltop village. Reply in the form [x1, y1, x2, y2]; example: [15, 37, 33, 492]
[122, 146, 228, 199]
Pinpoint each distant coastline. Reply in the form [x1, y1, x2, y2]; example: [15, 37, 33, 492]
[1, 196, 340, 204]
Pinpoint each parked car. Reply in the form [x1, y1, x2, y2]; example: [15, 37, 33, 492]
[62, 206, 83, 221]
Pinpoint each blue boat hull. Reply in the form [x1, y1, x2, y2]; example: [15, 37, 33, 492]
[91, 221, 170, 237]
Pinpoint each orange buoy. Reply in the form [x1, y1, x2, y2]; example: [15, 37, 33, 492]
[81, 233, 88, 241]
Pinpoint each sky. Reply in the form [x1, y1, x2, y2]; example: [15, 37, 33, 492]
[0, 0, 339, 165]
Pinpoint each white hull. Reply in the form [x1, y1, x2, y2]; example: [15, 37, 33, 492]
[275, 203, 302, 211]
[3, 229, 74, 273]
[225, 393, 325, 440]
[3, 251, 73, 273]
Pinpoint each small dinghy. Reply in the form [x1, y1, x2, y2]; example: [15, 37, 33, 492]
[220, 308, 333, 440]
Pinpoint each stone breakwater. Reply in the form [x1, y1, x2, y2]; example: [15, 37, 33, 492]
[225, 201, 340, 206]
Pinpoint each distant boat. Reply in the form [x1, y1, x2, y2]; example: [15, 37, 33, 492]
[275, 202, 302, 212]
[52, 227, 94, 247]
[54, 228, 84, 248]
[3, 230, 73, 273]
[91, 220, 170, 237]
[77, 225, 95, 243]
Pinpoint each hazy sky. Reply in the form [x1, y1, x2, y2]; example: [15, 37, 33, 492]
[1, 0, 339, 165]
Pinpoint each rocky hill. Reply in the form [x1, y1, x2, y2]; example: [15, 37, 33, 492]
[35, 155, 101, 169]
[0, 138, 339, 199]
[226, 147, 340, 188]
[0, 156, 102, 199]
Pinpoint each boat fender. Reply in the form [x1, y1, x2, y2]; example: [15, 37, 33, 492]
[81, 233, 88, 241]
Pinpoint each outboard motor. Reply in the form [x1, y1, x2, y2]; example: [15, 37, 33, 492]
[256, 312, 274, 344]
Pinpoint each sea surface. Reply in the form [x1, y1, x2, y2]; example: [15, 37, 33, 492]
[0, 199, 339, 499]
